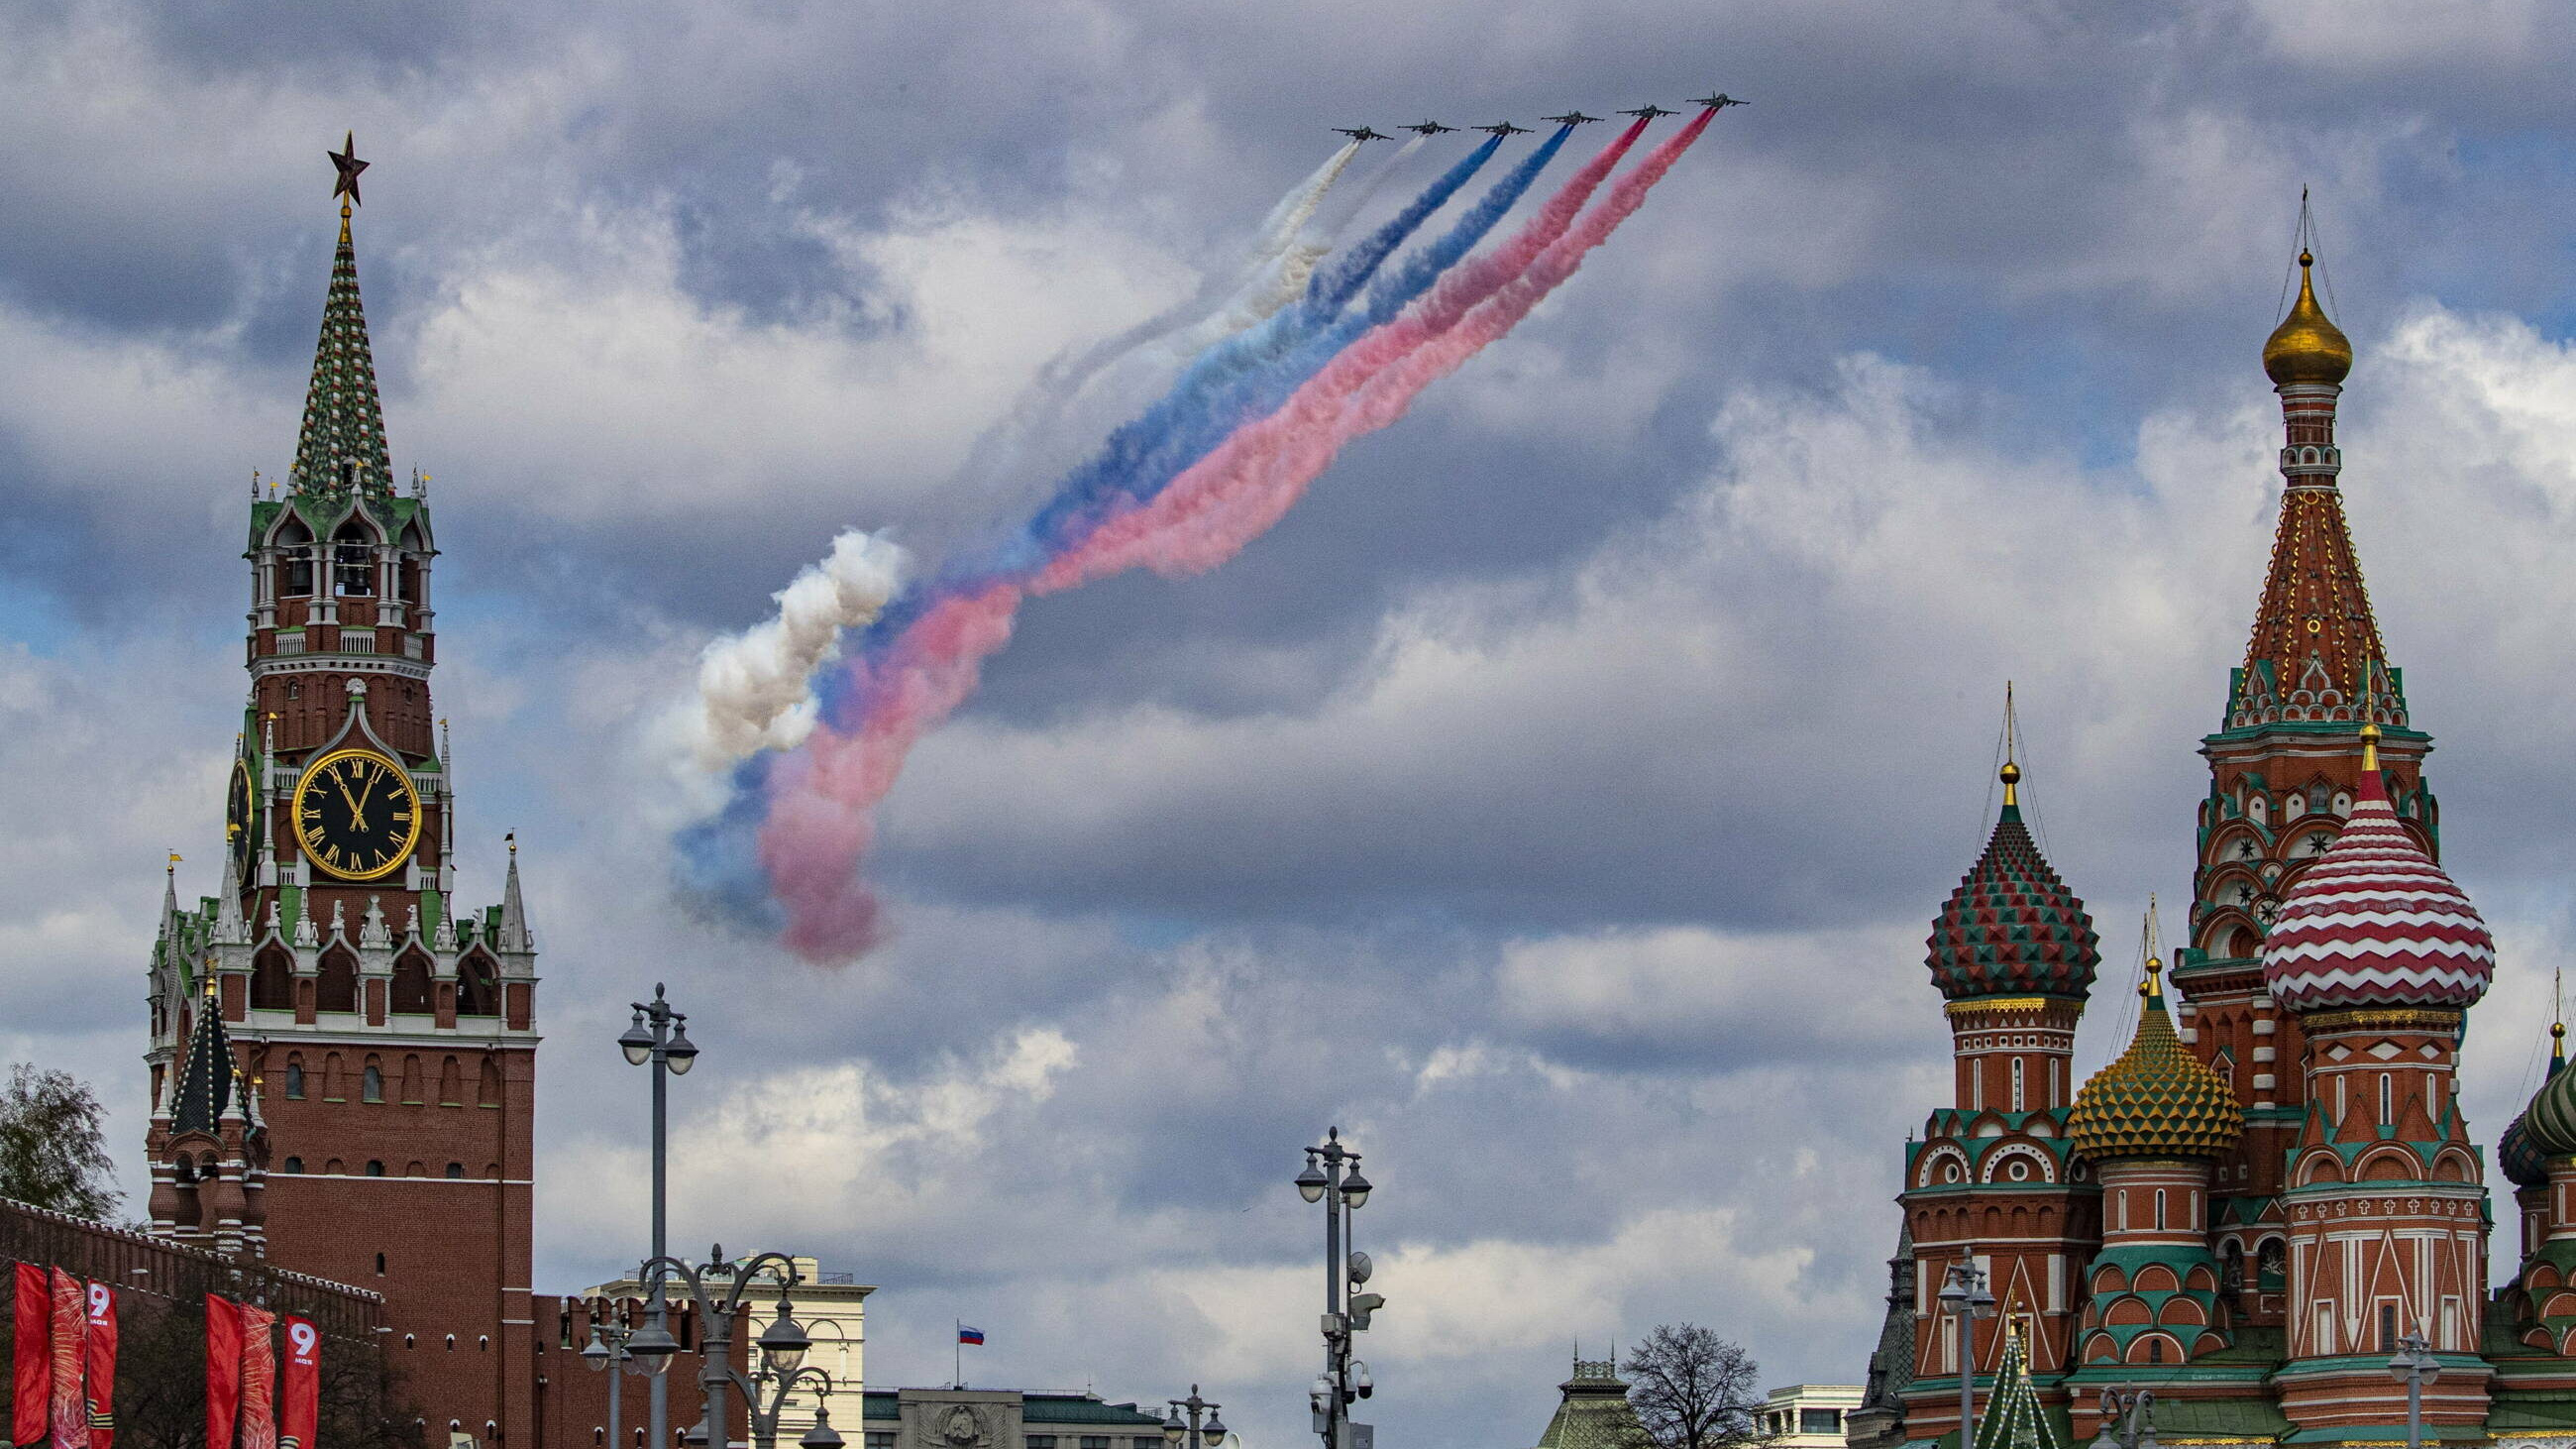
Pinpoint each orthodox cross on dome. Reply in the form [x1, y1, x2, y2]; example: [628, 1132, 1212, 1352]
[288, 132, 394, 500]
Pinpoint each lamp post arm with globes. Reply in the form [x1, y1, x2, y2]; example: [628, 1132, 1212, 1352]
[582, 1309, 647, 1449]
[1297, 1129, 1379, 1449]
[2088, 1387, 2156, 1449]
[622, 1246, 826, 1449]
[1162, 1387, 1228, 1449]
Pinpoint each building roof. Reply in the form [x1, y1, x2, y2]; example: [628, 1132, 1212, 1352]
[2502, 1024, 2564, 1186]
[2258, 729, 2494, 1012]
[2523, 1024, 2576, 1160]
[1926, 760, 2099, 1004]
[2068, 956, 2243, 1161]
[1532, 1358, 1643, 1449]
[170, 977, 236, 1136]
[288, 199, 395, 500]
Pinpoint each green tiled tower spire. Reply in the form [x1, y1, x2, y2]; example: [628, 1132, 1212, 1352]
[1530, 1356, 1643, 1449]
[1971, 1326, 2059, 1449]
[289, 137, 393, 500]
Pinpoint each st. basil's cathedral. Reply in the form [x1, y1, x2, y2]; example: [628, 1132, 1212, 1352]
[1842, 249, 2576, 1449]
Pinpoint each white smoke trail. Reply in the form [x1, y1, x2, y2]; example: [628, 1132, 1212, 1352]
[688, 528, 908, 771]
[1041, 140, 1364, 397]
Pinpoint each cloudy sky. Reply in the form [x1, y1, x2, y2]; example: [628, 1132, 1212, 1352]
[9, 0, 2576, 1442]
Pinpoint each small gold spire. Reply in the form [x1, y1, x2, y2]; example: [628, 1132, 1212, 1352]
[1999, 681, 2022, 808]
[2141, 896, 2164, 1001]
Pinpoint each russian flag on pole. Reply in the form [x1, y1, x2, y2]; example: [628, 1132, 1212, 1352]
[957, 1327, 985, 1346]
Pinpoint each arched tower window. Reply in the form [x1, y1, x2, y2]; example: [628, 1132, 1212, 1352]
[2380, 1073, 2393, 1125]
[390, 951, 433, 1015]
[2010, 1058, 2025, 1112]
[458, 953, 499, 1017]
[333, 522, 376, 598]
[276, 518, 315, 597]
[2155, 1188, 2168, 1230]
[316, 948, 359, 1014]
[283, 1060, 305, 1100]
[362, 1061, 383, 1103]
[250, 947, 295, 1012]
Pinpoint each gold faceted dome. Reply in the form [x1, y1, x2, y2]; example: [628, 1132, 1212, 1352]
[2263, 251, 2352, 387]
[2069, 960, 2245, 1161]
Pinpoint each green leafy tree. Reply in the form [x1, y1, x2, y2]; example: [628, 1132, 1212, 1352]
[1624, 1323, 1770, 1449]
[0, 1063, 121, 1220]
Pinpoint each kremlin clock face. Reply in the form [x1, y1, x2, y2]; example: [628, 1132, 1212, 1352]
[291, 748, 420, 881]
[227, 760, 257, 863]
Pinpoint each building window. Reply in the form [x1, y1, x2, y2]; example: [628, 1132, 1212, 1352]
[285, 1062, 305, 1099]
[281, 1157, 303, 1173]
[866, 1436, 898, 1449]
[1082, 1438, 1112, 1449]
[1801, 1409, 1841, 1435]
[1025, 1439, 1054, 1449]
[446, 1163, 465, 1179]
[2381, 1302, 2399, 1352]
[2380, 1073, 2393, 1125]
[366, 1160, 385, 1176]
[376, 1253, 387, 1275]
[364, 1064, 383, 1102]
[2148, 1338, 2166, 1364]
[2010, 1058, 2025, 1112]
[2155, 1188, 2168, 1231]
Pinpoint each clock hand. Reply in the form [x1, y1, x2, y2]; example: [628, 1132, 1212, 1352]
[333, 772, 368, 833]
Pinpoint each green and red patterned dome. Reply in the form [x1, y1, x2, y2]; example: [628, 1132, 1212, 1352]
[2502, 1025, 2565, 1189]
[1926, 763, 2101, 1003]
[2070, 959, 2244, 1161]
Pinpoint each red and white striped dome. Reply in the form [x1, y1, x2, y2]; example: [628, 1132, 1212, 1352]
[2260, 759, 2493, 1011]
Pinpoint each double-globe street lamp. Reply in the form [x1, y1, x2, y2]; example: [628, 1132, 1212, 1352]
[1936, 1253, 1995, 1449]
[583, 1311, 653, 1449]
[621, 985, 699, 1449]
[1297, 1129, 1382, 1449]
[625, 1247, 846, 1449]
[1162, 1387, 1228, 1449]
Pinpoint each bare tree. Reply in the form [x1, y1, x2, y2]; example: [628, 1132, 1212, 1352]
[0, 1063, 121, 1220]
[1624, 1323, 1769, 1449]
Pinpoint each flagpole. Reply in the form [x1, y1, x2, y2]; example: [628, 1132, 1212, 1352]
[955, 1319, 962, 1389]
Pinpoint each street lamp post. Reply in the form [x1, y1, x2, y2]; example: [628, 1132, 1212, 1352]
[2388, 1327, 2440, 1449]
[583, 1310, 646, 1449]
[2089, 1388, 2156, 1449]
[1935, 1252, 1995, 1449]
[622, 985, 699, 1449]
[625, 1247, 835, 1449]
[1162, 1387, 1228, 1449]
[1297, 1129, 1381, 1449]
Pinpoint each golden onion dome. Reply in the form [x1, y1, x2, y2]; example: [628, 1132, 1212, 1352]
[2263, 251, 2352, 387]
[2069, 956, 2245, 1161]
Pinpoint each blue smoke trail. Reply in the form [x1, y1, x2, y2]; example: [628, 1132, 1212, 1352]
[810, 130, 1571, 733]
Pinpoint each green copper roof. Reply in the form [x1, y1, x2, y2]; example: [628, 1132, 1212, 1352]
[1532, 1360, 1640, 1449]
[2522, 1032, 2576, 1162]
[1927, 797, 2099, 1003]
[2069, 971, 2242, 1161]
[289, 209, 395, 500]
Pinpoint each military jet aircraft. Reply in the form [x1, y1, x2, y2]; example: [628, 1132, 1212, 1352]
[1402, 120, 1456, 136]
[1333, 126, 1391, 143]
[1542, 111, 1601, 126]
[1475, 121, 1531, 137]
[1687, 92, 1749, 109]
[1620, 104, 1677, 119]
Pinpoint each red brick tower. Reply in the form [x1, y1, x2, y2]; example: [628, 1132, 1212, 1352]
[144, 138, 540, 1446]
[2168, 243, 2442, 1337]
[1901, 720, 2104, 1441]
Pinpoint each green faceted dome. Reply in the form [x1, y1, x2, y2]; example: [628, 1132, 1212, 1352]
[2070, 963, 2244, 1161]
[2525, 1028, 2576, 1162]
[1925, 769, 2100, 1003]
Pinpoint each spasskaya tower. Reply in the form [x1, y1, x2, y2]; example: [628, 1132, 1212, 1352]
[144, 135, 542, 1443]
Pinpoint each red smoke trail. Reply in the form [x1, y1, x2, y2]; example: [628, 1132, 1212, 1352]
[1045, 107, 1714, 589]
[756, 110, 1714, 960]
[760, 582, 1022, 956]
